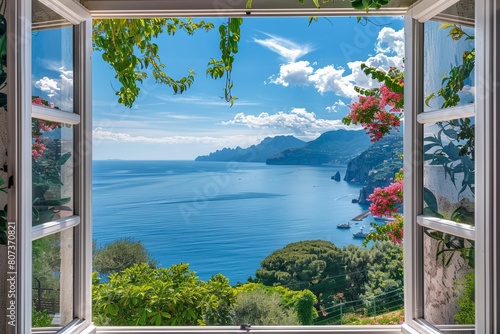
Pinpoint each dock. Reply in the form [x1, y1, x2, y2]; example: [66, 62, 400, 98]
[351, 210, 370, 221]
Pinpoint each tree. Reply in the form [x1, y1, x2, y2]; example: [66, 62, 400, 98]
[361, 241, 404, 313]
[93, 238, 157, 275]
[92, 263, 235, 326]
[341, 244, 370, 300]
[255, 240, 346, 305]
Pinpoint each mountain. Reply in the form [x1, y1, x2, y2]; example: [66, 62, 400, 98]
[265, 129, 372, 166]
[343, 134, 403, 204]
[195, 135, 307, 162]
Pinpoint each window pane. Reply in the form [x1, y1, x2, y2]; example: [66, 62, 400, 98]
[423, 119, 474, 225]
[32, 23, 74, 113]
[423, 229, 474, 331]
[32, 230, 74, 328]
[423, 18, 475, 113]
[32, 119, 73, 226]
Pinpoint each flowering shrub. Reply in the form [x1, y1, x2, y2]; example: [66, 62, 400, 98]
[343, 64, 405, 244]
[364, 169, 404, 246]
[342, 65, 404, 142]
[32, 97, 60, 160]
[368, 169, 403, 217]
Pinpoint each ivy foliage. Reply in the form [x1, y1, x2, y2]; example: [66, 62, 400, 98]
[206, 18, 243, 106]
[92, 19, 214, 107]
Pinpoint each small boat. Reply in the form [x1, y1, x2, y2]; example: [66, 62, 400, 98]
[337, 222, 352, 229]
[353, 226, 369, 239]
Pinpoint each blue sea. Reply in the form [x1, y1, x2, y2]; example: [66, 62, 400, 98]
[92, 160, 374, 284]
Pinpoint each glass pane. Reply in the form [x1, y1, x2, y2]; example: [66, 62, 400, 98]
[423, 119, 474, 225]
[423, 229, 475, 331]
[32, 20, 74, 113]
[423, 17, 475, 112]
[32, 119, 73, 226]
[32, 230, 74, 328]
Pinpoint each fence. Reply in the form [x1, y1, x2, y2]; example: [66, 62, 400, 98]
[314, 287, 404, 325]
[33, 278, 60, 315]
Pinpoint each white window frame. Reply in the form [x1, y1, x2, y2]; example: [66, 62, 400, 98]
[7, 0, 92, 333]
[403, 0, 499, 333]
[7, 0, 500, 332]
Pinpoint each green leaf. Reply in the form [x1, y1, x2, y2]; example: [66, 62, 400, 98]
[423, 187, 439, 214]
[57, 152, 72, 166]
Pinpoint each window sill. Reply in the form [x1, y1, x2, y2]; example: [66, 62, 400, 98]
[95, 325, 402, 334]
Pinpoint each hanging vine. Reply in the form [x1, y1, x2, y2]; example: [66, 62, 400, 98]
[206, 18, 242, 106]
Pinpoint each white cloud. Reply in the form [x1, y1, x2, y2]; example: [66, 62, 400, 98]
[254, 33, 313, 62]
[326, 99, 347, 113]
[35, 77, 60, 97]
[59, 67, 73, 87]
[268, 61, 314, 86]
[93, 127, 224, 144]
[222, 108, 358, 136]
[458, 85, 475, 104]
[92, 127, 283, 150]
[34, 67, 73, 101]
[266, 28, 405, 100]
[308, 65, 355, 97]
[375, 27, 405, 58]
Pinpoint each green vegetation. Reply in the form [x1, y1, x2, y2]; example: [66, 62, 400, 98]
[339, 309, 404, 325]
[93, 238, 157, 275]
[232, 288, 300, 325]
[93, 19, 214, 107]
[255, 240, 403, 312]
[454, 271, 475, 324]
[91, 239, 403, 326]
[32, 308, 53, 327]
[92, 263, 235, 326]
[256, 240, 346, 305]
[234, 283, 318, 325]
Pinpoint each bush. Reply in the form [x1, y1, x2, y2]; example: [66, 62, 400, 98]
[32, 308, 53, 327]
[93, 238, 157, 275]
[92, 263, 235, 326]
[234, 283, 318, 325]
[232, 288, 299, 325]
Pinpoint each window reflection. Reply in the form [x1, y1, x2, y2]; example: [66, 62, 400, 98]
[32, 118, 73, 226]
[32, 230, 74, 328]
[423, 119, 474, 226]
[423, 20, 475, 113]
[423, 229, 474, 330]
[32, 26, 74, 113]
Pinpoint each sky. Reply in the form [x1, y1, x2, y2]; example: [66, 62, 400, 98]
[33, 16, 406, 160]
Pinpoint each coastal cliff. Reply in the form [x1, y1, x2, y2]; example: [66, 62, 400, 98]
[266, 129, 371, 166]
[344, 135, 403, 204]
[195, 135, 306, 162]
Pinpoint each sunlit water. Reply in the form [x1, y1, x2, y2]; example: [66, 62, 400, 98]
[93, 160, 375, 283]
